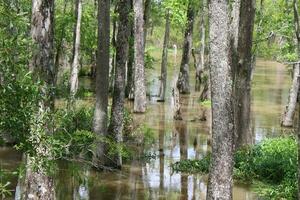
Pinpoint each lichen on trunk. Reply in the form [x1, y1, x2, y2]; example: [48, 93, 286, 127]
[206, 0, 234, 199]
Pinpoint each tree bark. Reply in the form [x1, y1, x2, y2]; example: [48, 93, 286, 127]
[283, 64, 300, 127]
[195, 0, 206, 89]
[206, 0, 234, 199]
[93, 0, 110, 168]
[126, 2, 135, 100]
[143, 0, 151, 44]
[24, 0, 55, 199]
[282, 0, 300, 127]
[176, 0, 195, 94]
[70, 0, 83, 98]
[233, 0, 256, 149]
[158, 11, 170, 102]
[107, 0, 131, 168]
[133, 0, 147, 113]
[54, 0, 68, 85]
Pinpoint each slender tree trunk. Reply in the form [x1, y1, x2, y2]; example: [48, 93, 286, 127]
[282, 0, 300, 127]
[195, 0, 206, 89]
[70, 0, 83, 98]
[54, 0, 68, 85]
[93, 0, 110, 168]
[176, 0, 195, 94]
[283, 64, 300, 127]
[24, 0, 55, 199]
[133, 0, 147, 113]
[232, 0, 256, 149]
[206, 0, 234, 199]
[109, 4, 118, 93]
[158, 11, 170, 102]
[143, 0, 151, 44]
[107, 0, 131, 168]
[126, 1, 135, 100]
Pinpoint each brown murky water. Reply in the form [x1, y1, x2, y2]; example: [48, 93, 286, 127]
[1, 59, 292, 200]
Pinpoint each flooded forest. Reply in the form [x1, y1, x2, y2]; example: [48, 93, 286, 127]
[1, 0, 300, 199]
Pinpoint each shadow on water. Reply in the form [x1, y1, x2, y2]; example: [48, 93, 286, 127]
[1, 59, 292, 199]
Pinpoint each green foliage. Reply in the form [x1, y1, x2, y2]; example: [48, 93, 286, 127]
[171, 137, 298, 199]
[199, 100, 211, 108]
[145, 48, 156, 69]
[171, 155, 211, 174]
[254, 0, 297, 61]
[0, 1, 38, 144]
[55, 107, 94, 134]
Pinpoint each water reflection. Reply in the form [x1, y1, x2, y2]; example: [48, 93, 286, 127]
[0, 60, 293, 199]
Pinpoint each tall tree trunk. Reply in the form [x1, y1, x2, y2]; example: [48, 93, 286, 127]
[54, 0, 68, 85]
[126, 1, 135, 100]
[206, 0, 234, 199]
[195, 0, 206, 90]
[282, 0, 300, 127]
[70, 0, 83, 98]
[93, 0, 110, 168]
[107, 0, 131, 168]
[176, 0, 195, 94]
[133, 0, 147, 113]
[109, 4, 118, 93]
[143, 0, 151, 44]
[158, 10, 170, 102]
[233, 0, 256, 149]
[24, 0, 55, 199]
[283, 64, 300, 127]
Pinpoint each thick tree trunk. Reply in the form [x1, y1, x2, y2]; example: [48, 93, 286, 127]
[70, 0, 83, 98]
[158, 11, 170, 102]
[24, 0, 56, 199]
[176, 0, 195, 94]
[107, 0, 131, 168]
[133, 0, 147, 113]
[93, 0, 110, 168]
[233, 0, 256, 149]
[206, 0, 234, 199]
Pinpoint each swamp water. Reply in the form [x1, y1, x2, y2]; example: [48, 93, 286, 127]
[0, 59, 292, 199]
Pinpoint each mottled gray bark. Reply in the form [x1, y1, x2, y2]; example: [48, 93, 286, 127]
[233, 0, 256, 149]
[282, 64, 300, 127]
[206, 0, 234, 199]
[133, 0, 147, 113]
[176, 0, 195, 94]
[107, 0, 131, 168]
[24, 1, 56, 198]
[70, 0, 82, 98]
[158, 11, 170, 102]
[93, 0, 110, 168]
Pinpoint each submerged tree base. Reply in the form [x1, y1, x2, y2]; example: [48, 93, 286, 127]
[171, 137, 298, 199]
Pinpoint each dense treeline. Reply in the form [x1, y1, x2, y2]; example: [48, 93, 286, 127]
[0, 0, 300, 199]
